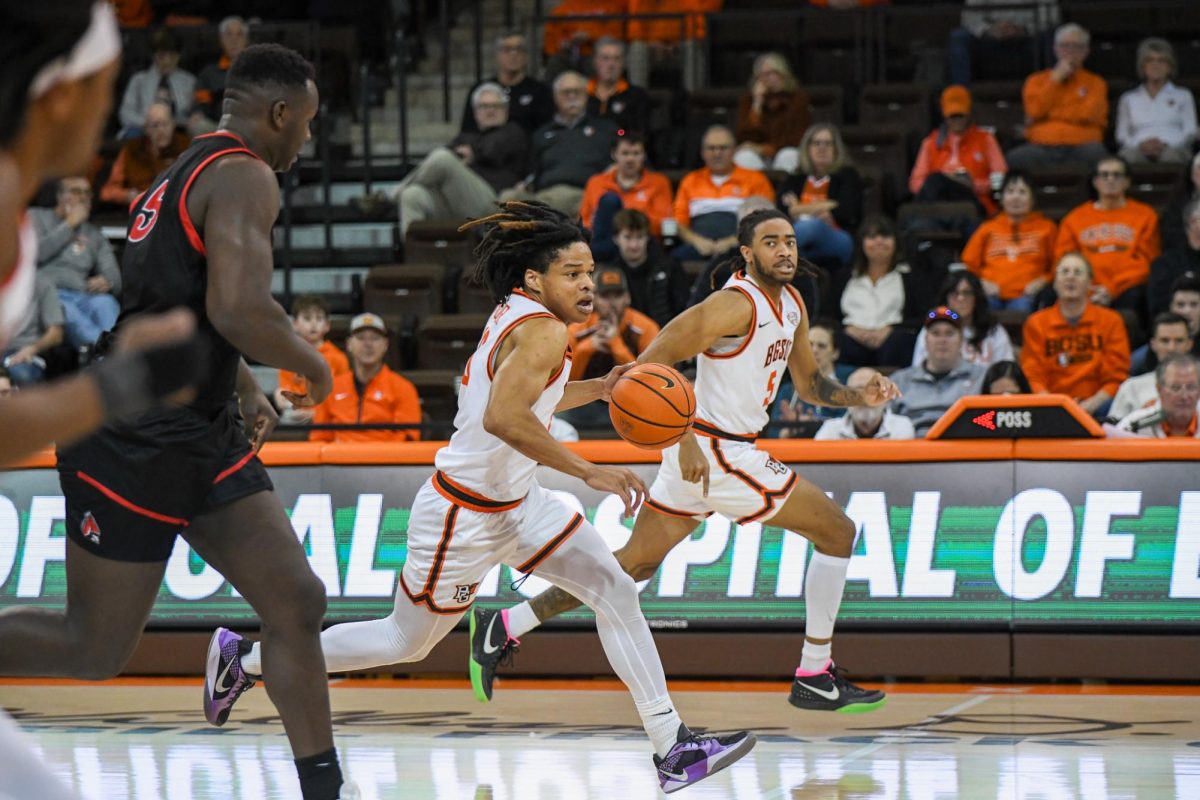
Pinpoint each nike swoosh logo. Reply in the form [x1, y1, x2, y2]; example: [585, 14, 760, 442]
[660, 767, 688, 780]
[651, 708, 675, 716]
[214, 658, 235, 694]
[757, 321, 771, 328]
[481, 615, 501, 655]
[804, 683, 840, 701]
[334, 393, 350, 400]
[652, 374, 676, 389]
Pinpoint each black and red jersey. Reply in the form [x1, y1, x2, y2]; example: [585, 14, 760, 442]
[119, 131, 265, 414]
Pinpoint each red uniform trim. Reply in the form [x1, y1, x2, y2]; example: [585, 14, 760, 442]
[485, 312, 560, 381]
[514, 513, 584, 574]
[76, 471, 189, 527]
[212, 451, 256, 485]
[178, 145, 262, 256]
[645, 497, 711, 520]
[433, 470, 523, 513]
[703, 286, 757, 360]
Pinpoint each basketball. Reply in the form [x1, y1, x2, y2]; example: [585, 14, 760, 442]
[608, 363, 696, 449]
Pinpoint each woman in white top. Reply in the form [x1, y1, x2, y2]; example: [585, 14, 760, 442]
[833, 215, 930, 367]
[913, 271, 1014, 367]
[1116, 38, 1197, 165]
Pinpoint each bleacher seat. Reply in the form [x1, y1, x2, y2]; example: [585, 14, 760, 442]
[806, 84, 845, 125]
[1129, 163, 1185, 212]
[404, 222, 473, 271]
[839, 124, 909, 210]
[858, 84, 931, 144]
[404, 369, 461, 437]
[457, 270, 495, 314]
[363, 263, 446, 324]
[970, 81, 1025, 149]
[416, 314, 488, 373]
[1026, 166, 1090, 219]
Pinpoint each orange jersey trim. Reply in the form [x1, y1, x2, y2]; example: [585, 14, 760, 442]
[433, 471, 524, 513]
[703, 286, 757, 360]
[514, 513, 585, 574]
[486, 312, 560, 381]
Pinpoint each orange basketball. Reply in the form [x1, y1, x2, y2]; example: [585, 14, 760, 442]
[608, 363, 696, 449]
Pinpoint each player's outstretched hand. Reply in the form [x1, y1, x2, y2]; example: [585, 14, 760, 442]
[240, 391, 279, 452]
[678, 432, 709, 497]
[584, 465, 646, 518]
[861, 371, 902, 406]
[282, 362, 334, 409]
[600, 361, 636, 402]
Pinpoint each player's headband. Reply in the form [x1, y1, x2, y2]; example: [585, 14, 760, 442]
[28, 3, 122, 99]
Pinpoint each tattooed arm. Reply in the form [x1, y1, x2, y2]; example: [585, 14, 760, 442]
[789, 313, 900, 408]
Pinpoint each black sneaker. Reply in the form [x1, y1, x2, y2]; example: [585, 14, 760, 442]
[654, 724, 757, 794]
[788, 662, 886, 713]
[469, 608, 518, 703]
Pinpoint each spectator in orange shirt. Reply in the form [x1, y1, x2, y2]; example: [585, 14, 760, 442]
[673, 124, 776, 260]
[909, 85, 1006, 215]
[563, 266, 659, 431]
[1054, 155, 1161, 313]
[961, 170, 1057, 311]
[1021, 252, 1130, 417]
[543, 0, 627, 77]
[276, 295, 350, 423]
[1007, 23, 1109, 170]
[587, 38, 650, 133]
[733, 52, 809, 174]
[99, 103, 190, 208]
[579, 130, 673, 260]
[310, 313, 422, 442]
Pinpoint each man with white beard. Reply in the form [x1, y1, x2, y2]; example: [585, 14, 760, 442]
[815, 368, 916, 440]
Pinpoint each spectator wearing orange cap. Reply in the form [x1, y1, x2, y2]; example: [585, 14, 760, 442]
[1007, 23, 1109, 170]
[909, 85, 1007, 215]
[310, 313, 422, 442]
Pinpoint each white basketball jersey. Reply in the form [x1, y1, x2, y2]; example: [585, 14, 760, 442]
[0, 216, 37, 352]
[694, 270, 804, 437]
[434, 289, 572, 501]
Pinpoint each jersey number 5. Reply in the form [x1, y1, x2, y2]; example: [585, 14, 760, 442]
[128, 181, 169, 243]
[764, 369, 778, 407]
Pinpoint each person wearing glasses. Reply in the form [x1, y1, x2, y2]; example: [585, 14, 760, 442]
[461, 32, 553, 136]
[1112, 353, 1200, 437]
[888, 306, 986, 437]
[778, 123, 863, 269]
[1006, 23, 1109, 170]
[397, 82, 530, 240]
[1054, 155, 1160, 313]
[911, 271, 1014, 368]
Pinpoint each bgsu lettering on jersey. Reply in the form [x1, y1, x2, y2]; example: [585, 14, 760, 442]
[1044, 333, 1103, 364]
[762, 339, 792, 367]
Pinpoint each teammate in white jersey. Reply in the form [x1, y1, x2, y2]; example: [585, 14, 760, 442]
[218, 201, 756, 794]
[475, 208, 901, 712]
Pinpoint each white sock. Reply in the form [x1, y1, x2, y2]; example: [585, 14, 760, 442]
[800, 551, 849, 672]
[635, 697, 686, 758]
[798, 641, 832, 675]
[504, 601, 541, 639]
[241, 641, 262, 678]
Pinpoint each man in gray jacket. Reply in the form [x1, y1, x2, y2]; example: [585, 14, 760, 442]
[30, 178, 121, 348]
[890, 306, 986, 436]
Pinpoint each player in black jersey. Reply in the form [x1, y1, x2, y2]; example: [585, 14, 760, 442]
[0, 42, 349, 800]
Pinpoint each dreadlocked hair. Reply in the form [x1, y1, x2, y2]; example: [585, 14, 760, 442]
[709, 206, 818, 289]
[459, 200, 591, 304]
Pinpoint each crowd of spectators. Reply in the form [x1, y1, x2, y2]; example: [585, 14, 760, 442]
[57, 5, 1200, 442]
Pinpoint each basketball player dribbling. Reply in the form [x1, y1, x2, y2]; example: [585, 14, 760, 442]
[212, 201, 757, 793]
[0, 42, 355, 800]
[473, 208, 902, 713]
[0, 1, 201, 466]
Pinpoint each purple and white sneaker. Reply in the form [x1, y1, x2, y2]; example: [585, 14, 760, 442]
[203, 627, 256, 727]
[654, 724, 757, 794]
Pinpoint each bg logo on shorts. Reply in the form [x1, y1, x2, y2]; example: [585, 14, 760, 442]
[453, 583, 480, 604]
[81, 512, 102, 545]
